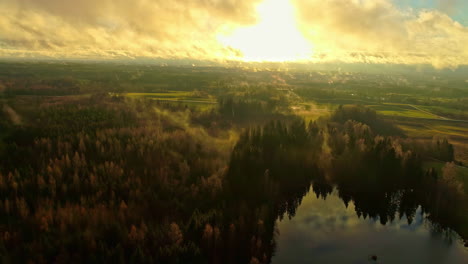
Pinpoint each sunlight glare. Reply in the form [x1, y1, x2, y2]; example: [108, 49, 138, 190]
[219, 0, 313, 62]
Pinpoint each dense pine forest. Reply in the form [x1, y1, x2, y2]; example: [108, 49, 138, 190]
[0, 63, 467, 263]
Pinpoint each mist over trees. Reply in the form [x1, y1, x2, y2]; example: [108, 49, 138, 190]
[0, 62, 467, 263]
[0, 92, 465, 263]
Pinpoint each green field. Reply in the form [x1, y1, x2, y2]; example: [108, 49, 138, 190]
[371, 103, 439, 119]
[418, 105, 468, 120]
[125, 91, 215, 102]
[124, 91, 217, 110]
[295, 98, 468, 163]
[304, 98, 452, 120]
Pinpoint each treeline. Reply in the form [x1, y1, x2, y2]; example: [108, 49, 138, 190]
[330, 104, 403, 136]
[193, 87, 292, 130]
[218, 97, 278, 121]
[329, 105, 455, 162]
[216, 85, 289, 123]
[218, 119, 324, 264]
[325, 116, 423, 224]
[0, 96, 466, 263]
[227, 119, 322, 202]
[325, 106, 466, 239]
[1, 78, 81, 96]
[222, 105, 467, 262]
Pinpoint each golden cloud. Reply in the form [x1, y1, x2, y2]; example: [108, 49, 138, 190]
[1, 0, 467, 68]
[0, 0, 262, 59]
[293, 0, 468, 68]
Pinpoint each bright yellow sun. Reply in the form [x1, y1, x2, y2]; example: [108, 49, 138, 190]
[219, 0, 313, 62]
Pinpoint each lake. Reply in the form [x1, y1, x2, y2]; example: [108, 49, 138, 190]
[272, 189, 468, 264]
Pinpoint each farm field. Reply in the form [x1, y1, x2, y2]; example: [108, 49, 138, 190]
[125, 91, 216, 103]
[310, 98, 464, 121]
[295, 98, 468, 163]
[124, 91, 217, 110]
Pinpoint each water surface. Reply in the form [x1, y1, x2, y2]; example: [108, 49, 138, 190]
[272, 189, 468, 264]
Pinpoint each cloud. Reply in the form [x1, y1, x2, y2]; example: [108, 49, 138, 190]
[0, 0, 467, 68]
[0, 0, 262, 60]
[292, 0, 468, 68]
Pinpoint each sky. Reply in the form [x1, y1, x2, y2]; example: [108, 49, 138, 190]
[0, 0, 467, 69]
[394, 0, 468, 25]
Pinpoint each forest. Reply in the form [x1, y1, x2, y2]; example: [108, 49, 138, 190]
[0, 62, 467, 263]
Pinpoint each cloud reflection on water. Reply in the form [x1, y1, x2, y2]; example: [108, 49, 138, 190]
[272, 189, 468, 264]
